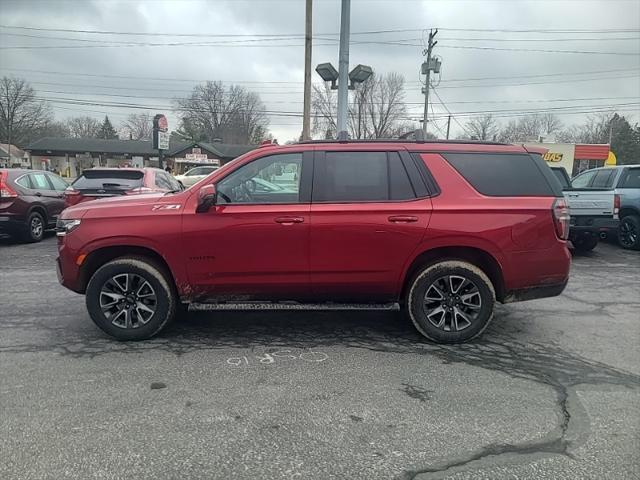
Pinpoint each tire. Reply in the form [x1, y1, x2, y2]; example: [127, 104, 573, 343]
[85, 257, 176, 340]
[22, 211, 45, 243]
[618, 215, 640, 250]
[572, 235, 598, 252]
[406, 261, 496, 344]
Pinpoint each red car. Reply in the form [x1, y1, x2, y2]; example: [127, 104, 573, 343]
[64, 167, 183, 207]
[56, 140, 570, 343]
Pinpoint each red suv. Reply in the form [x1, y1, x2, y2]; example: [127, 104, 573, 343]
[64, 167, 183, 207]
[56, 141, 570, 343]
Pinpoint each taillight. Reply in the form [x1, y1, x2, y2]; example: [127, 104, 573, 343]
[64, 186, 79, 196]
[552, 197, 570, 240]
[64, 186, 80, 206]
[614, 194, 620, 219]
[0, 171, 18, 198]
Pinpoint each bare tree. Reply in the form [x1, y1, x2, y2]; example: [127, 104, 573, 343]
[175, 81, 269, 144]
[0, 77, 53, 146]
[121, 113, 152, 140]
[312, 72, 408, 139]
[66, 116, 101, 138]
[463, 114, 499, 140]
[498, 113, 562, 143]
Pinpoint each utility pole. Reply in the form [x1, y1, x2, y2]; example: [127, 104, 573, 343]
[446, 115, 451, 140]
[421, 29, 438, 136]
[336, 0, 350, 136]
[301, 0, 313, 141]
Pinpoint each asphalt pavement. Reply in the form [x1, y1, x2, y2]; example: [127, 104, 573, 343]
[1, 234, 639, 479]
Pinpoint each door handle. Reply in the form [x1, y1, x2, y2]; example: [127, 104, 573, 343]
[388, 215, 418, 223]
[274, 216, 304, 224]
[35, 192, 42, 197]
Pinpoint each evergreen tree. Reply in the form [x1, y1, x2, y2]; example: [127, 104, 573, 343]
[98, 115, 118, 139]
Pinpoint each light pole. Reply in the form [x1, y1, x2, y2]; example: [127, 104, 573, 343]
[337, 0, 350, 135]
[314, 0, 372, 140]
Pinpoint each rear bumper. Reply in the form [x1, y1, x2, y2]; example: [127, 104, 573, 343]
[569, 216, 619, 234]
[0, 215, 25, 234]
[503, 279, 568, 303]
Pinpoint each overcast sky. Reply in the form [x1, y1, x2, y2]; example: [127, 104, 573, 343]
[1, 0, 639, 142]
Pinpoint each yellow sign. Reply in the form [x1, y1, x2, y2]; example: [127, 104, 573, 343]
[543, 152, 563, 162]
[606, 151, 616, 166]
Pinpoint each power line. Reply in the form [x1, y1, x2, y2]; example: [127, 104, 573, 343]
[438, 44, 639, 56]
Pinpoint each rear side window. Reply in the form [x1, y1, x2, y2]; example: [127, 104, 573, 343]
[591, 169, 616, 188]
[314, 151, 416, 202]
[73, 170, 144, 190]
[619, 168, 640, 188]
[442, 153, 560, 197]
[30, 173, 51, 190]
[15, 175, 31, 189]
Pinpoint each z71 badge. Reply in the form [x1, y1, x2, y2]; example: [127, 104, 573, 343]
[151, 204, 181, 211]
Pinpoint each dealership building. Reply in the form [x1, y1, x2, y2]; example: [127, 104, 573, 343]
[24, 138, 255, 178]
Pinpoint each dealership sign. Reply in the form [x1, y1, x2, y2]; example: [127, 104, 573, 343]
[152, 114, 170, 151]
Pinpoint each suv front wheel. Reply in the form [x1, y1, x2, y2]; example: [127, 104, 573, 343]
[86, 257, 177, 340]
[407, 261, 496, 344]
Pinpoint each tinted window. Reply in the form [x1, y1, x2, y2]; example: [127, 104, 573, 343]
[442, 153, 557, 196]
[30, 173, 51, 190]
[620, 168, 640, 188]
[571, 170, 597, 188]
[591, 169, 616, 188]
[217, 153, 302, 204]
[389, 153, 416, 200]
[47, 174, 68, 191]
[73, 170, 144, 190]
[314, 152, 388, 202]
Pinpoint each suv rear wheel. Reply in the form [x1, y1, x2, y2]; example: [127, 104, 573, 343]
[406, 261, 495, 344]
[86, 257, 176, 340]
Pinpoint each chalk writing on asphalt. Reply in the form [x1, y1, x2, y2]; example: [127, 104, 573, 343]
[226, 349, 328, 367]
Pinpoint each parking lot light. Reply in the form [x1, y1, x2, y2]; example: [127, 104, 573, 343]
[348, 64, 373, 88]
[315, 62, 339, 89]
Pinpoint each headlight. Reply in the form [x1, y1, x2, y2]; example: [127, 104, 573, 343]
[56, 218, 81, 236]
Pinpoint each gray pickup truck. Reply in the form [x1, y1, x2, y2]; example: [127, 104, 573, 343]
[551, 167, 619, 252]
[570, 165, 640, 250]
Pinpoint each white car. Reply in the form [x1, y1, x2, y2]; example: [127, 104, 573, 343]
[174, 165, 219, 187]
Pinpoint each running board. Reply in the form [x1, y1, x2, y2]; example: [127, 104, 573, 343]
[188, 302, 400, 312]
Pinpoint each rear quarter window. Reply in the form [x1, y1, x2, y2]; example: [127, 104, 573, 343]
[442, 152, 561, 197]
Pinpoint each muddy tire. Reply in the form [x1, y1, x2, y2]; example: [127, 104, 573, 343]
[86, 257, 176, 340]
[406, 261, 495, 344]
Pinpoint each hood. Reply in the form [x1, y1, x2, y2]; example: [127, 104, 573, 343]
[61, 191, 187, 219]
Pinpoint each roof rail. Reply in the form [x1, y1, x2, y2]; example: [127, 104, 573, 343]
[296, 138, 508, 146]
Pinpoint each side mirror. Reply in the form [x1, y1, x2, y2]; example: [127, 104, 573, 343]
[196, 184, 217, 213]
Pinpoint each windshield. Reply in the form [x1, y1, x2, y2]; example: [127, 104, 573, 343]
[186, 166, 217, 176]
[72, 170, 144, 189]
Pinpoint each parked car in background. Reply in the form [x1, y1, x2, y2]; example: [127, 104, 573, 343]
[174, 166, 219, 188]
[56, 140, 570, 343]
[64, 167, 183, 207]
[570, 165, 640, 250]
[550, 166, 619, 252]
[0, 168, 68, 242]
